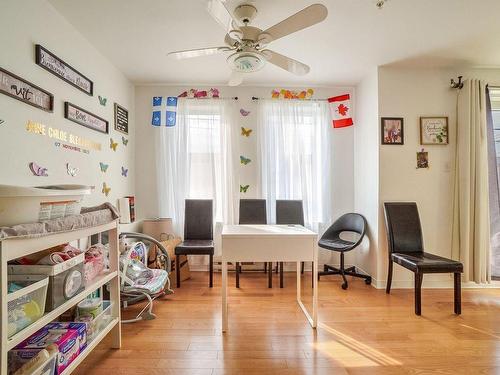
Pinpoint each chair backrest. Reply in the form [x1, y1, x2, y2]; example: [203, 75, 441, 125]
[276, 200, 304, 225]
[320, 213, 366, 245]
[184, 199, 213, 240]
[383, 202, 424, 254]
[239, 199, 267, 224]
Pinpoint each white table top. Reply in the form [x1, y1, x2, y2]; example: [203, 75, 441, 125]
[222, 224, 317, 238]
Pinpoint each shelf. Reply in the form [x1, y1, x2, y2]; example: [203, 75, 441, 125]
[7, 271, 117, 350]
[1, 220, 118, 261]
[60, 318, 119, 375]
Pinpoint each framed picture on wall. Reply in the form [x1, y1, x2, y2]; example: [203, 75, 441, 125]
[35, 44, 93, 96]
[114, 103, 129, 134]
[64, 102, 109, 134]
[381, 117, 404, 145]
[420, 117, 448, 145]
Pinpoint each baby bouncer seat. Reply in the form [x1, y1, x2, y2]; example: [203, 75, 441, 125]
[119, 232, 173, 323]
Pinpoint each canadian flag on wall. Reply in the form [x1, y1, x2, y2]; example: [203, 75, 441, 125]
[328, 94, 353, 128]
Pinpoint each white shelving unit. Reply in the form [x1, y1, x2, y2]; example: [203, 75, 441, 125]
[0, 220, 121, 375]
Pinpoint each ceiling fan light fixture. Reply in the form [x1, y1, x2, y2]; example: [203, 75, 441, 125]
[227, 51, 266, 73]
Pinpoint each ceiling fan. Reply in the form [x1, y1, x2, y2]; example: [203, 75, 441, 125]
[168, 1, 328, 86]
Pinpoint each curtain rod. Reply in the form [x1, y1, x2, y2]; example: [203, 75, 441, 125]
[251, 96, 328, 102]
[179, 96, 238, 100]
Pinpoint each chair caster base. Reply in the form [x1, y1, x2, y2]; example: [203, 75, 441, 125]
[341, 282, 348, 290]
[365, 277, 372, 285]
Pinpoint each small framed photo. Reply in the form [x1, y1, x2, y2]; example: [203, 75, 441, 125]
[420, 117, 448, 145]
[381, 117, 404, 145]
[416, 150, 429, 169]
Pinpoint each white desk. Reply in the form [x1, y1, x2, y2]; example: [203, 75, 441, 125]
[221, 224, 318, 332]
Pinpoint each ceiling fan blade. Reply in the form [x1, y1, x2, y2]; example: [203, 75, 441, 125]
[168, 46, 230, 59]
[207, 0, 241, 32]
[228, 71, 244, 86]
[263, 50, 310, 76]
[261, 4, 328, 43]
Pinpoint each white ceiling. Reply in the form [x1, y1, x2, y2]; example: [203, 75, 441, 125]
[48, 0, 500, 86]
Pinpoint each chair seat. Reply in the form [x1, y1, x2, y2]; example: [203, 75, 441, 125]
[318, 238, 356, 252]
[175, 240, 214, 255]
[392, 252, 463, 273]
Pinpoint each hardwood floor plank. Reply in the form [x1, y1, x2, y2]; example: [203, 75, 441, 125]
[73, 272, 500, 375]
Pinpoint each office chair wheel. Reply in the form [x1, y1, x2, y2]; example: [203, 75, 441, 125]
[365, 277, 372, 285]
[341, 282, 348, 290]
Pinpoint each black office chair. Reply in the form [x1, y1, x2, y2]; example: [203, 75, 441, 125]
[318, 213, 371, 290]
[237, 199, 267, 288]
[175, 199, 214, 288]
[384, 202, 463, 315]
[276, 200, 305, 288]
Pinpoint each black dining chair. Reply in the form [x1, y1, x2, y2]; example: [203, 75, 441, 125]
[384, 202, 463, 315]
[237, 199, 267, 288]
[175, 199, 214, 288]
[318, 213, 371, 289]
[276, 200, 305, 288]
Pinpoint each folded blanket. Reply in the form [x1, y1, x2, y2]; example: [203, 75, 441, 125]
[0, 203, 120, 240]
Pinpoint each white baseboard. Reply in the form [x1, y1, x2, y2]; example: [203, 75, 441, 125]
[188, 263, 500, 289]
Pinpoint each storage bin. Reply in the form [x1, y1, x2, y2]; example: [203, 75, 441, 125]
[9, 349, 57, 375]
[0, 184, 92, 227]
[76, 301, 113, 342]
[7, 275, 49, 338]
[9, 254, 85, 311]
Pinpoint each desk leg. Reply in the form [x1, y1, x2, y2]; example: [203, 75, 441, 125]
[296, 261, 301, 301]
[222, 261, 228, 332]
[312, 243, 318, 328]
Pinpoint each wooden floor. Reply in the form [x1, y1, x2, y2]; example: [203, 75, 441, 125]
[76, 271, 500, 375]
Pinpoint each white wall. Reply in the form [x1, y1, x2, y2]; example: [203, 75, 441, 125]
[376, 66, 500, 288]
[0, 1, 135, 226]
[134, 85, 355, 269]
[135, 85, 355, 221]
[354, 68, 380, 281]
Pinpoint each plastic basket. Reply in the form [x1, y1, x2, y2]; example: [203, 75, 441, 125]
[7, 275, 48, 338]
[10, 350, 57, 375]
[76, 301, 113, 342]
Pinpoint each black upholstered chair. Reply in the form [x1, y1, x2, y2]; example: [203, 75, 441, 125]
[384, 202, 463, 315]
[275, 200, 305, 288]
[175, 199, 214, 288]
[237, 199, 267, 288]
[318, 213, 371, 289]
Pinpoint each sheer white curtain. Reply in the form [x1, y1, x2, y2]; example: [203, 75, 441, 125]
[257, 99, 333, 233]
[452, 80, 491, 283]
[156, 98, 239, 256]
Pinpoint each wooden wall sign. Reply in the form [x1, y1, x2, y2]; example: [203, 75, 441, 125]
[114, 103, 129, 134]
[35, 44, 93, 96]
[0, 67, 54, 112]
[64, 102, 108, 134]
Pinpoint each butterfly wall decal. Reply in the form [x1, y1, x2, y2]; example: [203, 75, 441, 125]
[121, 136, 128, 146]
[241, 127, 253, 137]
[99, 162, 109, 173]
[121, 166, 128, 177]
[98, 95, 107, 106]
[29, 162, 48, 177]
[240, 156, 251, 165]
[110, 138, 118, 151]
[102, 182, 111, 196]
[240, 184, 249, 193]
[0, 119, 4, 125]
[66, 163, 78, 177]
[240, 108, 250, 116]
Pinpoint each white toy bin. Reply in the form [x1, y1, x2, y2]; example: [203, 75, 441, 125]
[0, 185, 93, 227]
